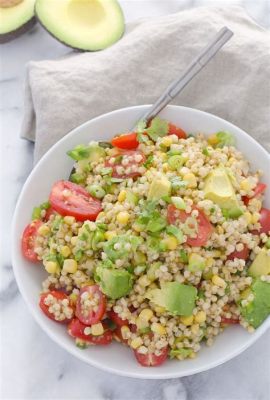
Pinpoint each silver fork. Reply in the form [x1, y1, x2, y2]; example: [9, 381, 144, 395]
[136, 26, 233, 127]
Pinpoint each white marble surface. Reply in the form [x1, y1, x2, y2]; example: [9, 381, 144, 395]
[1, 1, 270, 399]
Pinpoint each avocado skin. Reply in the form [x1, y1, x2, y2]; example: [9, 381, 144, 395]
[0, 15, 36, 44]
[241, 280, 270, 328]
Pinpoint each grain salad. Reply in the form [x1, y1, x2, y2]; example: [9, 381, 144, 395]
[21, 118, 270, 367]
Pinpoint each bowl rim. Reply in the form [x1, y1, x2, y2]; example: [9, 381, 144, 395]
[12, 104, 270, 379]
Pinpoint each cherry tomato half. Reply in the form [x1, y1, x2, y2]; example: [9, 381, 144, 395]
[75, 285, 106, 325]
[258, 208, 270, 234]
[111, 132, 139, 150]
[134, 346, 168, 367]
[39, 291, 74, 323]
[168, 123, 187, 139]
[167, 205, 213, 246]
[105, 150, 145, 179]
[68, 318, 113, 345]
[21, 220, 42, 262]
[227, 244, 249, 261]
[49, 180, 102, 222]
[108, 310, 129, 327]
[242, 183, 267, 205]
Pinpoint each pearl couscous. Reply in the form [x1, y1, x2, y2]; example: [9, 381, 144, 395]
[21, 118, 270, 367]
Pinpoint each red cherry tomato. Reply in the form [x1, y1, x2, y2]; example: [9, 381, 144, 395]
[113, 325, 129, 345]
[75, 285, 106, 325]
[167, 205, 213, 246]
[227, 244, 249, 261]
[134, 346, 168, 367]
[111, 132, 139, 149]
[108, 310, 129, 327]
[21, 220, 42, 262]
[258, 208, 270, 234]
[242, 183, 266, 205]
[221, 317, 239, 325]
[39, 291, 73, 323]
[68, 318, 113, 345]
[168, 123, 187, 139]
[49, 180, 102, 222]
[105, 150, 145, 179]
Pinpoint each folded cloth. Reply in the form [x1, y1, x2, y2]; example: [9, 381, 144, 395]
[21, 6, 270, 163]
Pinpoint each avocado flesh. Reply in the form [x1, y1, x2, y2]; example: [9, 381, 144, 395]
[148, 175, 171, 201]
[35, 0, 125, 51]
[95, 266, 133, 299]
[0, 0, 36, 43]
[248, 249, 270, 277]
[204, 167, 242, 217]
[241, 279, 270, 328]
[146, 282, 197, 316]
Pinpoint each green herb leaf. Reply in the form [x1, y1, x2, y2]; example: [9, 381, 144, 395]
[179, 249, 188, 263]
[166, 225, 184, 243]
[146, 117, 169, 142]
[144, 154, 154, 168]
[215, 131, 236, 148]
[67, 145, 91, 161]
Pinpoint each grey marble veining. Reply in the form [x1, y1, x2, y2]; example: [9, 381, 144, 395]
[1, 1, 270, 399]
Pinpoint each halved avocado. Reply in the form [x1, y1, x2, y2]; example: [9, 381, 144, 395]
[0, 0, 36, 44]
[35, 0, 125, 51]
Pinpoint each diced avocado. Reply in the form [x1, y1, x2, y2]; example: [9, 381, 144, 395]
[95, 266, 133, 299]
[241, 279, 270, 328]
[248, 249, 270, 277]
[188, 253, 206, 272]
[104, 234, 142, 262]
[148, 175, 171, 201]
[35, 0, 125, 51]
[146, 282, 197, 316]
[0, 0, 36, 44]
[204, 167, 242, 218]
[67, 144, 106, 162]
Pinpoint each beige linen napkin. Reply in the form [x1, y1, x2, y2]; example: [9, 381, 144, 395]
[21, 6, 270, 163]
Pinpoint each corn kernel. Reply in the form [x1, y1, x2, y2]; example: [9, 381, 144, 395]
[69, 293, 78, 305]
[162, 163, 169, 172]
[118, 190, 127, 202]
[61, 246, 71, 258]
[138, 275, 151, 287]
[37, 225, 50, 236]
[180, 315, 194, 326]
[154, 306, 166, 313]
[212, 275, 226, 288]
[151, 322, 166, 335]
[162, 236, 178, 250]
[212, 250, 222, 258]
[240, 179, 252, 191]
[161, 136, 173, 147]
[120, 325, 130, 339]
[91, 323, 104, 336]
[104, 231, 117, 241]
[183, 173, 197, 188]
[136, 317, 149, 330]
[133, 223, 143, 232]
[191, 324, 200, 335]
[243, 212, 252, 225]
[63, 216, 75, 225]
[195, 311, 207, 323]
[96, 212, 105, 221]
[251, 212, 260, 224]
[70, 236, 78, 246]
[207, 134, 219, 145]
[63, 259, 78, 273]
[139, 309, 153, 322]
[44, 261, 59, 274]
[116, 211, 130, 224]
[206, 258, 214, 268]
[130, 337, 143, 349]
[81, 280, 95, 287]
[189, 351, 197, 359]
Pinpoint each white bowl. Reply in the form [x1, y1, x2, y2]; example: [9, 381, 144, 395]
[12, 105, 270, 379]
